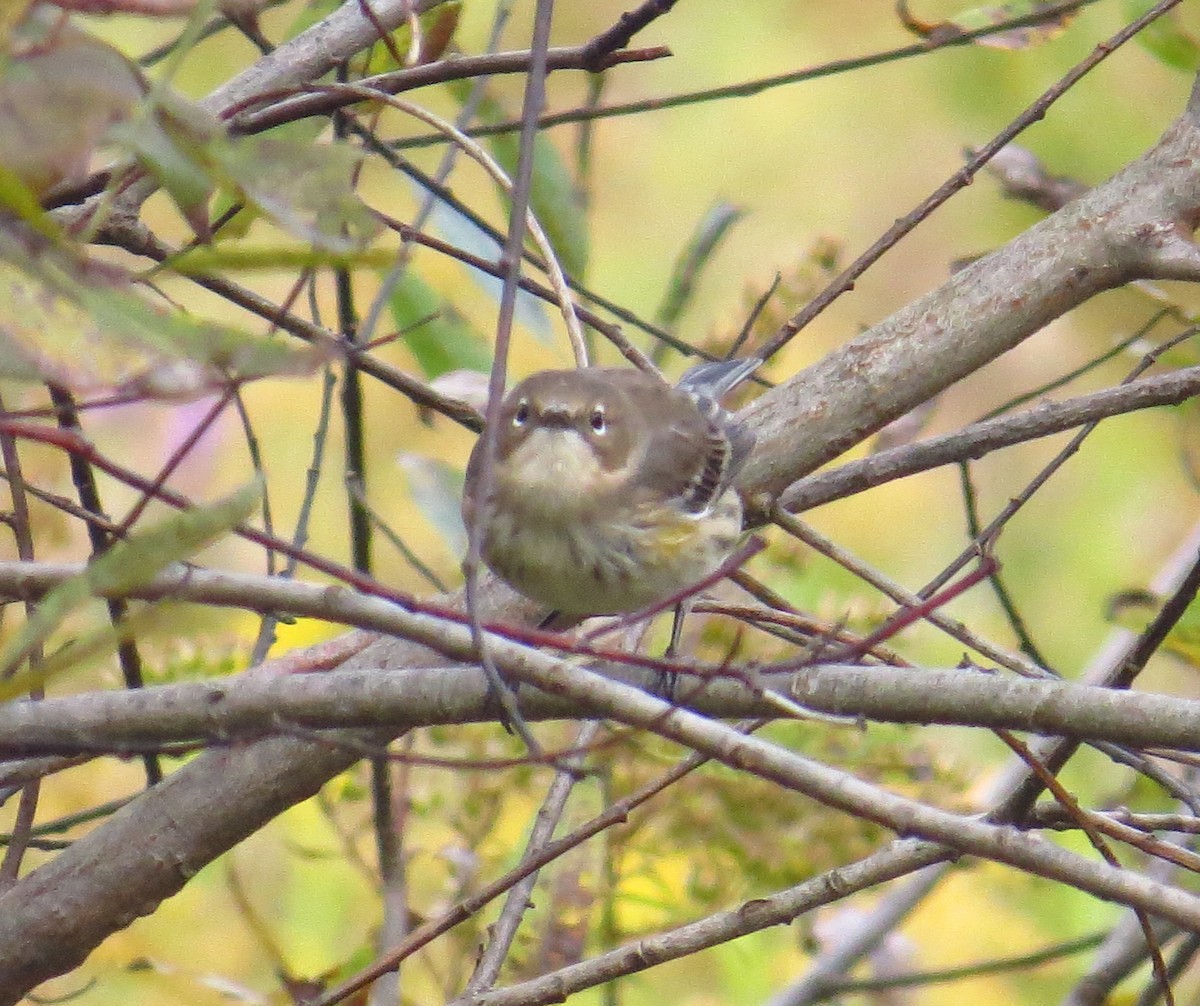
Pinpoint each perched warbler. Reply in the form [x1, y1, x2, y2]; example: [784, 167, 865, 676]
[462, 359, 759, 616]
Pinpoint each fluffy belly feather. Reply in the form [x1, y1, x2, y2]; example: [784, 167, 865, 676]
[480, 492, 743, 615]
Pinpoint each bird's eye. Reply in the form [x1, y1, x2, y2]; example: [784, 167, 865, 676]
[512, 400, 530, 427]
[590, 406, 607, 434]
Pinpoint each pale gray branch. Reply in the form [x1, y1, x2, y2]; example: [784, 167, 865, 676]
[464, 723, 600, 995]
[445, 653, 1200, 932]
[203, 0, 446, 115]
[8, 26, 1200, 1004]
[453, 840, 952, 1006]
[737, 90, 1200, 514]
[1060, 852, 1186, 1006]
[0, 728, 380, 1004]
[782, 365, 1200, 513]
[3, 560, 1200, 754]
[763, 863, 947, 1006]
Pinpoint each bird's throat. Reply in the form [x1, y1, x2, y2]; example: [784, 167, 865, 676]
[498, 431, 606, 518]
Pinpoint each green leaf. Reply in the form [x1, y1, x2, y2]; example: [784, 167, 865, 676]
[0, 162, 62, 238]
[388, 272, 491, 377]
[206, 117, 330, 240]
[110, 89, 382, 249]
[7, 606, 169, 696]
[107, 97, 218, 227]
[397, 454, 467, 556]
[494, 131, 588, 280]
[0, 480, 261, 694]
[656, 201, 745, 329]
[1124, 0, 1200, 71]
[0, 16, 144, 196]
[206, 134, 381, 251]
[168, 244, 395, 274]
[449, 83, 589, 279]
[0, 219, 328, 397]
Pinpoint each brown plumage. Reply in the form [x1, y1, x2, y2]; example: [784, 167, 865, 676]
[462, 362, 757, 615]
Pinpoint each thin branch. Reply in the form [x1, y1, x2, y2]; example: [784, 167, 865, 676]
[459, 841, 952, 1006]
[766, 863, 948, 1006]
[462, 0, 559, 753]
[98, 217, 484, 431]
[782, 364, 1200, 513]
[772, 512, 1047, 679]
[995, 531, 1200, 821]
[578, 0, 678, 72]
[820, 930, 1107, 997]
[225, 45, 670, 137]
[464, 722, 600, 994]
[737, 44, 1200, 515]
[44, 385, 161, 786]
[756, 0, 1185, 362]
[389, 0, 1102, 150]
[0, 394, 41, 888]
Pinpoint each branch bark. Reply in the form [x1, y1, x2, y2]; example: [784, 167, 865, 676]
[0, 585, 1199, 755]
[6, 35, 1200, 1006]
[782, 364, 1200, 513]
[737, 75, 1200, 517]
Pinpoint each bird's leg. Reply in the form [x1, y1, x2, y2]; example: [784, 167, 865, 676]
[657, 600, 690, 701]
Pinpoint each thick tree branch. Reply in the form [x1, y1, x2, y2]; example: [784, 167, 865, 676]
[7, 34, 1200, 1006]
[737, 76, 1200, 517]
[782, 364, 1200, 513]
[0, 729, 380, 1002]
[0, 595, 1198, 754]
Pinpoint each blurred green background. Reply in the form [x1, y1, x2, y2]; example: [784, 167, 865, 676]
[11, 1, 1200, 1003]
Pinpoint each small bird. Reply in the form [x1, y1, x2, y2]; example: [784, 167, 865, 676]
[462, 359, 758, 616]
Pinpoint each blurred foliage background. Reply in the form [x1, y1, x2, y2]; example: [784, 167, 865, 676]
[7, 1, 1200, 1003]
